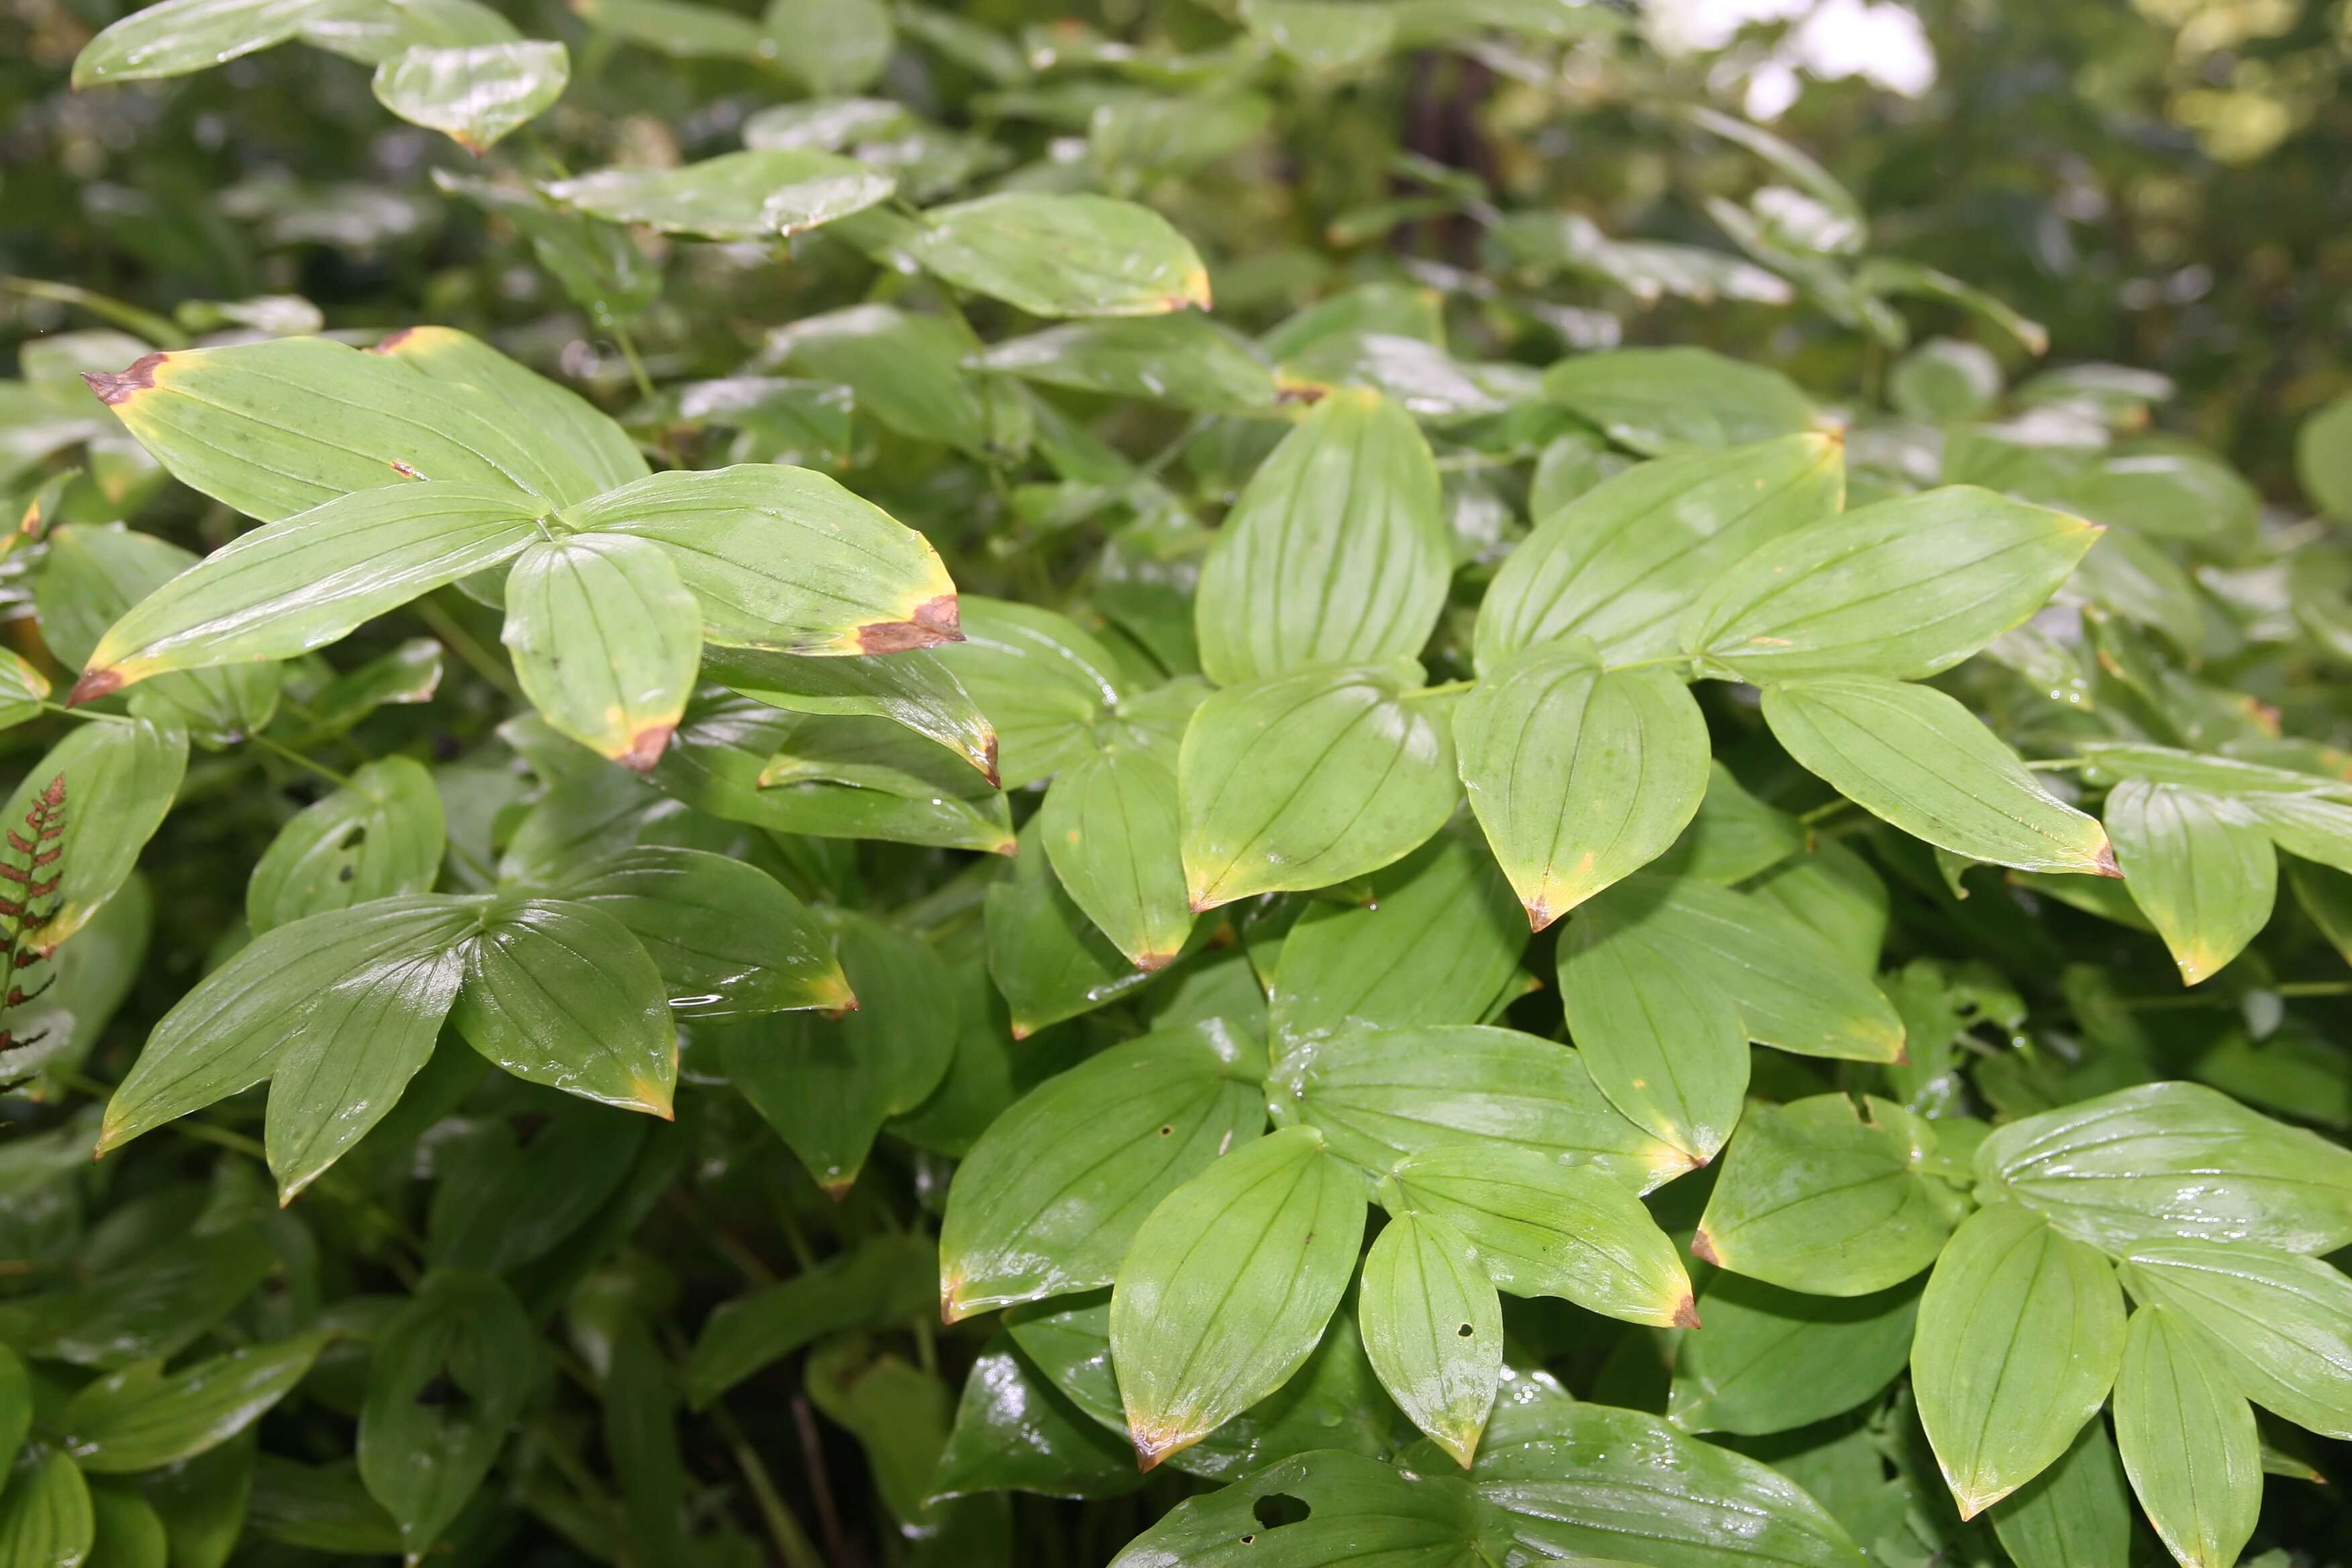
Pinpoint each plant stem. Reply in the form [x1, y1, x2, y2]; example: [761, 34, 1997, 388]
[39, 701, 136, 728]
[415, 594, 523, 700]
[611, 324, 656, 403]
[247, 730, 353, 789]
[708, 1399, 827, 1568]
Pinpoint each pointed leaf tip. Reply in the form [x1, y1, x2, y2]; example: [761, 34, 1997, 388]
[616, 724, 674, 773]
[66, 668, 124, 707]
[1672, 1295, 1702, 1330]
[2094, 838, 2123, 877]
[81, 352, 168, 407]
[1690, 1227, 1721, 1266]
[856, 594, 963, 654]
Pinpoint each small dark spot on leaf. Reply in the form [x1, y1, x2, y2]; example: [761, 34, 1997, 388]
[414, 1371, 466, 1407]
[1457, 1322, 1473, 1336]
[338, 865, 355, 882]
[1157, 1125, 1173, 1137]
[1252, 1493, 1310, 1530]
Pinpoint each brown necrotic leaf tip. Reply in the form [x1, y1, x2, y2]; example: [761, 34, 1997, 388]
[857, 595, 964, 654]
[80, 352, 168, 406]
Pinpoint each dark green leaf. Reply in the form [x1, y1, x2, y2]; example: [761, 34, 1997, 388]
[1667, 1273, 1920, 1436]
[247, 756, 446, 934]
[930, 1334, 1140, 1502]
[449, 895, 678, 1115]
[687, 1234, 936, 1406]
[64, 1332, 330, 1473]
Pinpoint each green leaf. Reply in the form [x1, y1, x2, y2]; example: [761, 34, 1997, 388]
[718, 911, 953, 1194]
[3, 713, 188, 949]
[1543, 347, 1818, 456]
[971, 314, 1275, 411]
[709, 644, 997, 783]
[539, 844, 851, 1019]
[1695, 1095, 1959, 1296]
[100, 896, 475, 1164]
[0, 1450, 93, 1568]
[1559, 887, 1749, 1168]
[371, 40, 567, 152]
[686, 1234, 936, 1406]
[85, 335, 610, 522]
[1568, 874, 1904, 1063]
[2116, 1239, 2352, 1439]
[1106, 1449, 1489, 1568]
[72, 0, 318, 83]
[503, 532, 701, 771]
[87, 1483, 166, 1568]
[931, 1333, 1140, 1502]
[1385, 1142, 1694, 1326]
[132, 1430, 250, 1568]
[1038, 732, 1193, 972]
[1269, 829, 1526, 1046]
[1667, 1273, 1920, 1436]
[1911, 1202, 2126, 1518]
[373, 324, 646, 497]
[356, 1271, 536, 1558]
[932, 597, 1124, 789]
[983, 817, 1157, 1035]
[1177, 660, 1458, 910]
[758, 0, 889, 89]
[1195, 389, 1447, 685]
[2114, 1306, 2261, 1568]
[244, 1457, 401, 1555]
[940, 1020, 1263, 1320]
[569, 464, 959, 654]
[2104, 781, 2277, 984]
[75, 483, 546, 697]
[64, 1332, 330, 1473]
[449, 895, 678, 1115]
[2076, 742, 2352, 799]
[0, 652, 50, 732]
[1684, 487, 2101, 683]
[2061, 450, 2257, 545]
[296, 0, 520, 63]
[0, 1228, 275, 1368]
[1985, 1418, 2133, 1568]
[1476, 434, 1844, 668]
[1357, 1210, 1502, 1467]
[247, 756, 446, 934]
[905, 193, 1212, 317]
[568, 0, 765, 58]
[601, 1320, 685, 1568]
[1467, 1390, 1869, 1568]
[1650, 761, 1806, 884]
[1743, 840, 1888, 972]
[1270, 1023, 1687, 1193]
[1110, 1125, 1365, 1468]
[769, 303, 1018, 457]
[548, 150, 894, 241]
[2238, 789, 2352, 874]
[2299, 392, 2352, 520]
[1762, 676, 2118, 875]
[0, 1349, 26, 1481]
[1458, 640, 1708, 930]
[1975, 1081, 2352, 1255]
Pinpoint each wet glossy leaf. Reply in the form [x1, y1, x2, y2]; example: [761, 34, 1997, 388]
[906, 193, 1212, 317]
[1684, 488, 2101, 683]
[0, 1228, 274, 1367]
[709, 644, 995, 781]
[2114, 1306, 2260, 1568]
[1177, 660, 1457, 910]
[1385, 1142, 1694, 1326]
[1696, 1095, 1958, 1296]
[1195, 388, 1447, 685]
[72, 0, 320, 83]
[64, 1331, 329, 1472]
[247, 756, 446, 933]
[718, 910, 953, 1193]
[930, 1334, 1139, 1502]
[2104, 779, 2275, 983]
[1975, 1081, 2352, 1254]
[569, 464, 957, 654]
[1268, 830, 1526, 1047]
[1357, 1210, 1502, 1467]
[357, 1270, 536, 1557]
[932, 597, 1123, 789]
[1667, 1273, 1920, 1436]
[1476, 434, 1844, 669]
[375, 322, 646, 496]
[687, 1234, 936, 1406]
[77, 483, 545, 696]
[540, 844, 850, 1019]
[448, 895, 678, 1115]
[1105, 1448, 1489, 1568]
[940, 1020, 1263, 1320]
[1455, 640, 1709, 930]
[1110, 1125, 1365, 1468]
[1763, 676, 2117, 875]
[503, 532, 700, 771]
[984, 818, 1157, 1034]
[1912, 1202, 2126, 1518]
[0, 1450, 93, 1568]
[371, 40, 567, 151]
[972, 314, 1274, 411]
[547, 150, 894, 240]
[2116, 1240, 2352, 1439]
[1039, 732, 1192, 972]
[2, 713, 188, 949]
[1543, 347, 1818, 456]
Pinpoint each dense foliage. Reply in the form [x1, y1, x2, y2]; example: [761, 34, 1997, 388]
[2, 0, 2351, 1564]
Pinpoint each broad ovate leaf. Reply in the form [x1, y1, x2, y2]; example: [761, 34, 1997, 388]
[1357, 1210, 1503, 1467]
[2104, 779, 2276, 984]
[1683, 487, 2101, 683]
[247, 756, 446, 933]
[1194, 387, 1448, 685]
[1667, 1273, 1920, 1436]
[547, 150, 895, 240]
[1106, 1449, 1489, 1568]
[1912, 1202, 2127, 1518]
[1038, 731, 1193, 972]
[1455, 639, 1708, 930]
[2113, 1306, 2261, 1568]
[1542, 346, 1817, 456]
[1763, 676, 2118, 875]
[503, 532, 701, 771]
[1476, 433, 1844, 668]
[939, 1020, 1265, 1321]
[930, 597, 1123, 789]
[64, 1332, 330, 1472]
[371, 40, 569, 152]
[2116, 1240, 2352, 1439]
[1110, 1126, 1366, 1468]
[709, 644, 996, 782]
[357, 1271, 534, 1558]
[1177, 660, 1457, 910]
[570, 464, 958, 654]
[905, 193, 1212, 317]
[74, 0, 320, 83]
[448, 895, 678, 1115]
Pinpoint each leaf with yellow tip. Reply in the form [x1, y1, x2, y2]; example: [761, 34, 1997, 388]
[1357, 1208, 1502, 1467]
[1109, 1125, 1364, 1469]
[1455, 638, 1709, 932]
[1039, 732, 1194, 973]
[2105, 779, 2276, 985]
[503, 532, 701, 774]
[907, 193, 1213, 317]
[2113, 1306, 2261, 1568]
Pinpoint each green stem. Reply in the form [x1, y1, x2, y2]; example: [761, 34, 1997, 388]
[38, 701, 136, 728]
[707, 1399, 827, 1568]
[247, 730, 354, 789]
[1800, 797, 1857, 827]
[415, 594, 523, 700]
[2276, 981, 2352, 997]
[611, 324, 656, 403]
[1, 277, 187, 348]
[1400, 678, 1476, 701]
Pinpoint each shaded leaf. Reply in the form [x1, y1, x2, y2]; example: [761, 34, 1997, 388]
[247, 756, 446, 934]
[1667, 1273, 1920, 1436]
[64, 1332, 330, 1473]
